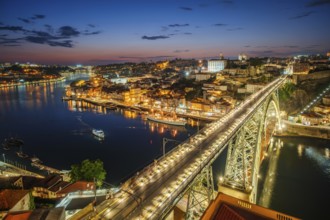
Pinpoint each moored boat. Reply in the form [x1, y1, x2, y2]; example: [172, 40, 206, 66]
[31, 155, 43, 164]
[2, 143, 10, 150]
[147, 114, 187, 126]
[92, 129, 105, 138]
[16, 150, 29, 158]
[6, 137, 24, 147]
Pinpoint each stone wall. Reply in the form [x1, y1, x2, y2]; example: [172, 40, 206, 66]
[280, 120, 330, 139]
[292, 70, 330, 85]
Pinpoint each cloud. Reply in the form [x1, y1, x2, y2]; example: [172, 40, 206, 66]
[1, 20, 101, 48]
[25, 35, 74, 48]
[31, 14, 45, 20]
[289, 11, 314, 19]
[18, 18, 31, 24]
[305, 0, 330, 7]
[44, 24, 54, 33]
[179, 6, 192, 11]
[213, 23, 227, 26]
[0, 25, 25, 32]
[227, 27, 243, 31]
[84, 30, 101, 35]
[244, 45, 251, 48]
[58, 26, 80, 37]
[283, 45, 299, 48]
[183, 32, 192, 35]
[0, 36, 22, 45]
[48, 40, 73, 47]
[3, 44, 20, 47]
[173, 49, 190, 53]
[304, 44, 320, 48]
[142, 35, 170, 40]
[168, 24, 189, 27]
[25, 36, 48, 44]
[88, 24, 96, 28]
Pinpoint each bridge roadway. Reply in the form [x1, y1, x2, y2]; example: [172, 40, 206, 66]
[87, 76, 286, 220]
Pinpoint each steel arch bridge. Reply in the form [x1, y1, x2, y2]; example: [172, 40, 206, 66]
[85, 76, 286, 220]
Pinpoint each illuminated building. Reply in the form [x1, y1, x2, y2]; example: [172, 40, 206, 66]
[208, 60, 225, 72]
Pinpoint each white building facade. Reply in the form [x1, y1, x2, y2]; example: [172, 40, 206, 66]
[208, 60, 225, 72]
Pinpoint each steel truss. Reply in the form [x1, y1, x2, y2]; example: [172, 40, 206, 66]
[223, 93, 280, 203]
[185, 166, 214, 220]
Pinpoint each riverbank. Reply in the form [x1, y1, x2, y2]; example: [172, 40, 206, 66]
[65, 96, 218, 122]
[0, 76, 66, 88]
[275, 120, 330, 140]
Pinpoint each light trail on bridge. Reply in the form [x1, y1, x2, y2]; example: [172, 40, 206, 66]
[85, 76, 287, 220]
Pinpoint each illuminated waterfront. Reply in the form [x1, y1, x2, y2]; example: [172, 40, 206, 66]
[0, 74, 329, 219]
[0, 74, 199, 184]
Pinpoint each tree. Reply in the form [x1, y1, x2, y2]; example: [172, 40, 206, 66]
[69, 159, 106, 187]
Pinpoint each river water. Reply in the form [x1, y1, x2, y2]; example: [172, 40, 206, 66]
[0, 73, 329, 219]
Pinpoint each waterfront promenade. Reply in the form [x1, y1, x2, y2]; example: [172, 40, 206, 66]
[0, 76, 66, 88]
[66, 96, 219, 122]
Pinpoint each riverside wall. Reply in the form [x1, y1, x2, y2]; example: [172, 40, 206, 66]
[292, 70, 330, 85]
[277, 120, 330, 140]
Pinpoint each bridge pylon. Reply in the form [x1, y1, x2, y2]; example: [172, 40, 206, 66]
[185, 165, 214, 220]
[219, 91, 280, 204]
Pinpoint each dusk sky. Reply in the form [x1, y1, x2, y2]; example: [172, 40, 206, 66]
[1, 0, 330, 65]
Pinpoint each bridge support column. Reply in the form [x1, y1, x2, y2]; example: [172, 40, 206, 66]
[185, 166, 214, 220]
[221, 104, 266, 204]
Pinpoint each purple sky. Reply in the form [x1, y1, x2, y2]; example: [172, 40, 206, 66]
[1, 0, 330, 65]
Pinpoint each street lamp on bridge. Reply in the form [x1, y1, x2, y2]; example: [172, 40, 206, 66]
[162, 138, 180, 157]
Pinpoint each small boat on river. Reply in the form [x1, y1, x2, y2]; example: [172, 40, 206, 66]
[16, 146, 28, 158]
[92, 129, 105, 138]
[5, 137, 24, 147]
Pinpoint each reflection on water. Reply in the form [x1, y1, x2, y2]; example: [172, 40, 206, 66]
[305, 147, 330, 176]
[258, 137, 330, 220]
[65, 99, 202, 138]
[67, 100, 106, 114]
[0, 82, 65, 114]
[148, 121, 186, 137]
[258, 139, 282, 207]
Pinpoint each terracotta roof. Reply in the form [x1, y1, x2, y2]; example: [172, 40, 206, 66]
[214, 204, 245, 220]
[0, 189, 29, 211]
[202, 193, 300, 220]
[3, 211, 32, 220]
[57, 181, 95, 195]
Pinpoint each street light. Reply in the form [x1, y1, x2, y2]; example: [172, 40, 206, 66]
[162, 138, 180, 157]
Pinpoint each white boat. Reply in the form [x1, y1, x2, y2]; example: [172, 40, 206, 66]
[92, 129, 105, 138]
[31, 156, 42, 164]
[147, 114, 187, 126]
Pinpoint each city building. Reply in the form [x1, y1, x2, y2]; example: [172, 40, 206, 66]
[291, 63, 310, 75]
[238, 53, 248, 62]
[208, 60, 226, 72]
